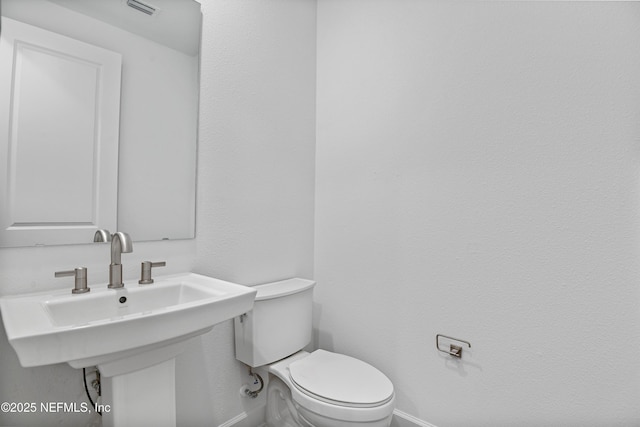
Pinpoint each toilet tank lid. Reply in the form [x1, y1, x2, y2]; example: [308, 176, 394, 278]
[253, 278, 315, 301]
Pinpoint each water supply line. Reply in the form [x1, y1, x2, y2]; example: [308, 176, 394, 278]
[82, 368, 102, 416]
[242, 366, 264, 398]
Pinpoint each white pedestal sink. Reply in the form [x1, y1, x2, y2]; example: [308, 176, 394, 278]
[0, 273, 257, 427]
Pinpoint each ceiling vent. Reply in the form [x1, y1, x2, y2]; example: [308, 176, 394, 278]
[126, 0, 156, 16]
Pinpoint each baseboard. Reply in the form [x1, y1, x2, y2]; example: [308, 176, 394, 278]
[218, 412, 247, 427]
[392, 409, 438, 427]
[219, 407, 433, 427]
[218, 404, 266, 427]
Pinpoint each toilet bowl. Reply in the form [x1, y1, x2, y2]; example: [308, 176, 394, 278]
[266, 350, 395, 427]
[234, 278, 395, 427]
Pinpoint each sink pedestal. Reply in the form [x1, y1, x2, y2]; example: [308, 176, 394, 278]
[95, 338, 194, 427]
[102, 358, 176, 427]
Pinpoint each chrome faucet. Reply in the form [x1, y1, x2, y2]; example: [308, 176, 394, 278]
[108, 232, 133, 289]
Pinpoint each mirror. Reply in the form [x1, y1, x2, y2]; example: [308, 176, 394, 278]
[0, 0, 201, 247]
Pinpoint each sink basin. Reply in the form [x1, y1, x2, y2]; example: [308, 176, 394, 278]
[44, 279, 222, 327]
[0, 273, 257, 369]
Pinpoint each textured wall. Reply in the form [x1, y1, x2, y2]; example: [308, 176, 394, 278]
[177, 0, 316, 425]
[315, 1, 640, 426]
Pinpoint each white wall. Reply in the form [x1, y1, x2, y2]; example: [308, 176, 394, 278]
[315, 1, 640, 426]
[177, 0, 316, 426]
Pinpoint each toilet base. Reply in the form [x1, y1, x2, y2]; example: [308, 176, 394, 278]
[266, 375, 393, 427]
[296, 405, 393, 427]
[266, 376, 300, 427]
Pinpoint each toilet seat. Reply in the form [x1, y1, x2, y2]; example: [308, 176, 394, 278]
[281, 350, 395, 423]
[289, 349, 394, 407]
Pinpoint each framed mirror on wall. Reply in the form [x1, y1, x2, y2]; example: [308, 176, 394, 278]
[0, 0, 201, 248]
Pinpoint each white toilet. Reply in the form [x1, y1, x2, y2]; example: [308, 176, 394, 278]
[234, 278, 395, 427]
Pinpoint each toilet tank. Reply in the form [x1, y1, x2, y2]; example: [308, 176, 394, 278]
[234, 278, 316, 367]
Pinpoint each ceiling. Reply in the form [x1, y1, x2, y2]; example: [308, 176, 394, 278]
[48, 0, 202, 56]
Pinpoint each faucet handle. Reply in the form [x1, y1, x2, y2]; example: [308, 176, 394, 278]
[138, 261, 166, 285]
[55, 267, 90, 294]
